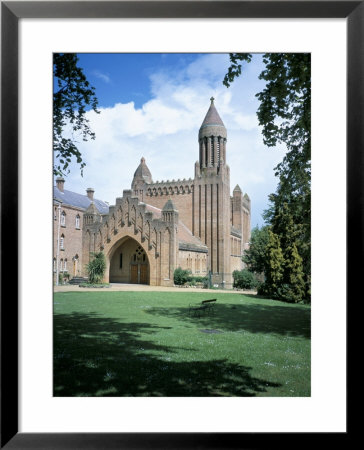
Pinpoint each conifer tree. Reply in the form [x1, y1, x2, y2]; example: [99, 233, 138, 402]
[224, 53, 310, 302]
[286, 244, 306, 302]
[262, 230, 284, 297]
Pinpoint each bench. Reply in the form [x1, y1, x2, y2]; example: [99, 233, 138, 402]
[189, 299, 217, 317]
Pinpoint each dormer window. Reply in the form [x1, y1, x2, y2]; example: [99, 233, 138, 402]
[61, 211, 66, 227]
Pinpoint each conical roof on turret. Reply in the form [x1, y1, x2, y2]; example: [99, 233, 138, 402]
[132, 157, 153, 187]
[162, 199, 177, 212]
[200, 97, 225, 128]
[199, 97, 227, 139]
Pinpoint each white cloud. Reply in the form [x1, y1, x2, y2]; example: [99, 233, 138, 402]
[60, 54, 286, 227]
[93, 70, 111, 83]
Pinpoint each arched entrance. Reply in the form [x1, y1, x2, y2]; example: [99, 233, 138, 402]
[109, 237, 150, 284]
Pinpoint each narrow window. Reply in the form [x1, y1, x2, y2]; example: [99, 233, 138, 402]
[75, 214, 80, 229]
[60, 234, 64, 250]
[64, 259, 67, 271]
[120, 253, 123, 269]
[53, 258, 56, 272]
[61, 211, 66, 226]
[211, 137, 214, 165]
[60, 259, 63, 272]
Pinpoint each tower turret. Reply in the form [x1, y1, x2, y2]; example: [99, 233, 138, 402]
[162, 199, 179, 223]
[131, 157, 153, 190]
[198, 97, 227, 169]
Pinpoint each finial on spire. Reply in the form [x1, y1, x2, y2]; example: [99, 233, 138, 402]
[141, 157, 145, 163]
[210, 96, 215, 104]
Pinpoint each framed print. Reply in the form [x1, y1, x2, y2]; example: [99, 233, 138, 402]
[1, 1, 359, 448]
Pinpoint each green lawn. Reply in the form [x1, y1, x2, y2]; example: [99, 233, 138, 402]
[54, 291, 310, 397]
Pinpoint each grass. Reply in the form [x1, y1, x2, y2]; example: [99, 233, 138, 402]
[54, 291, 310, 397]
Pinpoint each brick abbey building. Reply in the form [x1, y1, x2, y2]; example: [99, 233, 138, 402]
[53, 99, 251, 287]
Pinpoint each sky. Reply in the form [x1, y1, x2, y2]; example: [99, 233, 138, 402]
[55, 53, 287, 228]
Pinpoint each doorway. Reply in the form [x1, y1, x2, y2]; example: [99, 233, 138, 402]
[109, 238, 149, 284]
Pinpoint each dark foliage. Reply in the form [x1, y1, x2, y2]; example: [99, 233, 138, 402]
[53, 53, 99, 176]
[224, 53, 311, 302]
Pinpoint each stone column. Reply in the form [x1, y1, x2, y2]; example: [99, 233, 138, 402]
[222, 138, 226, 164]
[213, 136, 218, 167]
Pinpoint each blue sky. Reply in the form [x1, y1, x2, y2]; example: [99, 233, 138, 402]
[56, 53, 286, 228]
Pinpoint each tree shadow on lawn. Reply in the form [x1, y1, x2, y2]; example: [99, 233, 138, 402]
[54, 312, 280, 397]
[146, 302, 311, 338]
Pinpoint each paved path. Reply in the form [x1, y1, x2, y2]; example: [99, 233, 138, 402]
[54, 283, 257, 295]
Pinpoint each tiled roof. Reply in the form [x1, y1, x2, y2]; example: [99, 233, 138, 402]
[177, 220, 208, 252]
[53, 186, 109, 214]
[145, 204, 162, 218]
[200, 99, 225, 129]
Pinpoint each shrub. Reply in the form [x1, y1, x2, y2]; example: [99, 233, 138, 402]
[173, 267, 191, 285]
[233, 269, 257, 290]
[86, 252, 106, 284]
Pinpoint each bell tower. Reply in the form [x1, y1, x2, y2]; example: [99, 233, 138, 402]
[193, 98, 231, 285]
[197, 97, 227, 173]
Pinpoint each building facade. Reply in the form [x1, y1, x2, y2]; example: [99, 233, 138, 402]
[53, 99, 251, 287]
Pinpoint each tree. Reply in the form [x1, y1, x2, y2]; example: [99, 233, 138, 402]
[232, 269, 257, 290]
[262, 229, 285, 297]
[86, 252, 106, 284]
[242, 225, 270, 274]
[173, 267, 191, 286]
[224, 53, 311, 301]
[53, 53, 100, 176]
[284, 243, 306, 302]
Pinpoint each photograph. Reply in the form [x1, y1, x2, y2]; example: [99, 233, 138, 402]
[53, 52, 311, 397]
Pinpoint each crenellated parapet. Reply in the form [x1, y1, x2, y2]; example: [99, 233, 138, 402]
[145, 178, 194, 197]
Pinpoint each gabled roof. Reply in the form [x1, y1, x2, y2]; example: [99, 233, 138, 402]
[53, 186, 109, 214]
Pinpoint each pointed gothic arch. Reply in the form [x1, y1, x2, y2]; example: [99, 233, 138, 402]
[108, 236, 150, 284]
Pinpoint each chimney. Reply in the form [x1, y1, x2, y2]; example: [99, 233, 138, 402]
[56, 176, 65, 192]
[86, 188, 95, 200]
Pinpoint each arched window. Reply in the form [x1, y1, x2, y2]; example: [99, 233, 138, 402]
[61, 211, 66, 226]
[53, 258, 56, 272]
[60, 259, 63, 272]
[75, 214, 80, 229]
[132, 245, 145, 263]
[64, 259, 67, 271]
[60, 234, 65, 250]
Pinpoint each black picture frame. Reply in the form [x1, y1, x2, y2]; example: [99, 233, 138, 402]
[1, 1, 358, 448]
